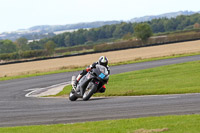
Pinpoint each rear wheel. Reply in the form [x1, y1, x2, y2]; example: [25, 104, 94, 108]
[83, 83, 97, 101]
[69, 90, 78, 101]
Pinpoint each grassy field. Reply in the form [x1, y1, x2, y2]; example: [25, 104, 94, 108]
[58, 60, 200, 97]
[0, 114, 200, 133]
[1, 40, 200, 78]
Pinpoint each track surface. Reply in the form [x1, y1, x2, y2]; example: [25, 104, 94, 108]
[0, 55, 200, 127]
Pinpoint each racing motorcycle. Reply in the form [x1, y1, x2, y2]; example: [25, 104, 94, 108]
[69, 65, 109, 101]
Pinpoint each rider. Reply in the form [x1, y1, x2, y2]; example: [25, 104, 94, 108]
[73, 56, 110, 93]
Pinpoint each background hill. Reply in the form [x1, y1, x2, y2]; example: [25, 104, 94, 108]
[28, 21, 121, 33]
[129, 11, 199, 22]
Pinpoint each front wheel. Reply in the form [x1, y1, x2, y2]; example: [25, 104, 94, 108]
[69, 91, 78, 101]
[83, 83, 97, 101]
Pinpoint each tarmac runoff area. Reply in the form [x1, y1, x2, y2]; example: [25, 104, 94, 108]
[25, 82, 70, 97]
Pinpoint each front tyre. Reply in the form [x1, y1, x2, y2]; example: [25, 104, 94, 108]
[83, 83, 97, 101]
[69, 91, 78, 101]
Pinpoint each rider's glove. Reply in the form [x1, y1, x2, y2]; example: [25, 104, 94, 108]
[86, 68, 91, 72]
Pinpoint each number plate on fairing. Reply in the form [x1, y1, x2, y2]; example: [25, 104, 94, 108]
[99, 73, 105, 79]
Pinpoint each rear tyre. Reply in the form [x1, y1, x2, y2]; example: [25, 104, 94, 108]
[83, 83, 97, 101]
[69, 91, 78, 101]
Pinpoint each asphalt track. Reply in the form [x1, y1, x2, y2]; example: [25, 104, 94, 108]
[0, 55, 200, 127]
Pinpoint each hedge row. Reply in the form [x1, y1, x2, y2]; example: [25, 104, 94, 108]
[94, 31, 200, 51]
[0, 45, 94, 61]
[0, 50, 46, 61]
[55, 45, 93, 54]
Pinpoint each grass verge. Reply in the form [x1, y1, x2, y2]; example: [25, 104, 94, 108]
[0, 114, 200, 133]
[99, 60, 200, 96]
[1, 52, 200, 81]
[56, 60, 200, 97]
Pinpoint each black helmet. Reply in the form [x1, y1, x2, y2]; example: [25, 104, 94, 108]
[98, 56, 108, 67]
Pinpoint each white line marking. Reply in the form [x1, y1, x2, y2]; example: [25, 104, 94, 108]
[24, 88, 40, 92]
[25, 82, 70, 98]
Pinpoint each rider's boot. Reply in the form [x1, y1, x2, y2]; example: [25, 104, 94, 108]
[72, 80, 78, 90]
[97, 87, 106, 93]
[72, 74, 82, 91]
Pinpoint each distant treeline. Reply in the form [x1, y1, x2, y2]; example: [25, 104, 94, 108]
[28, 13, 200, 49]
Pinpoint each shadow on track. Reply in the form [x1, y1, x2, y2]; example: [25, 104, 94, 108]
[70, 97, 109, 102]
[90, 97, 109, 101]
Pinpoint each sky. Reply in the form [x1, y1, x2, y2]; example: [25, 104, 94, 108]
[0, 0, 200, 33]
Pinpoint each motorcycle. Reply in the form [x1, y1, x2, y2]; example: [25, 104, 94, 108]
[69, 65, 109, 101]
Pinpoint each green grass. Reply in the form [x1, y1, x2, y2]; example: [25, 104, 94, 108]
[1, 52, 200, 81]
[0, 114, 200, 133]
[44, 85, 70, 97]
[57, 60, 200, 97]
[97, 60, 200, 96]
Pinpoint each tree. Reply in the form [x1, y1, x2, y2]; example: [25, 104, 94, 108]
[151, 19, 165, 33]
[164, 19, 177, 31]
[15, 37, 27, 46]
[85, 29, 98, 42]
[113, 22, 134, 38]
[0, 40, 17, 54]
[64, 35, 72, 47]
[15, 37, 30, 51]
[44, 41, 56, 55]
[29, 41, 43, 50]
[134, 23, 153, 42]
